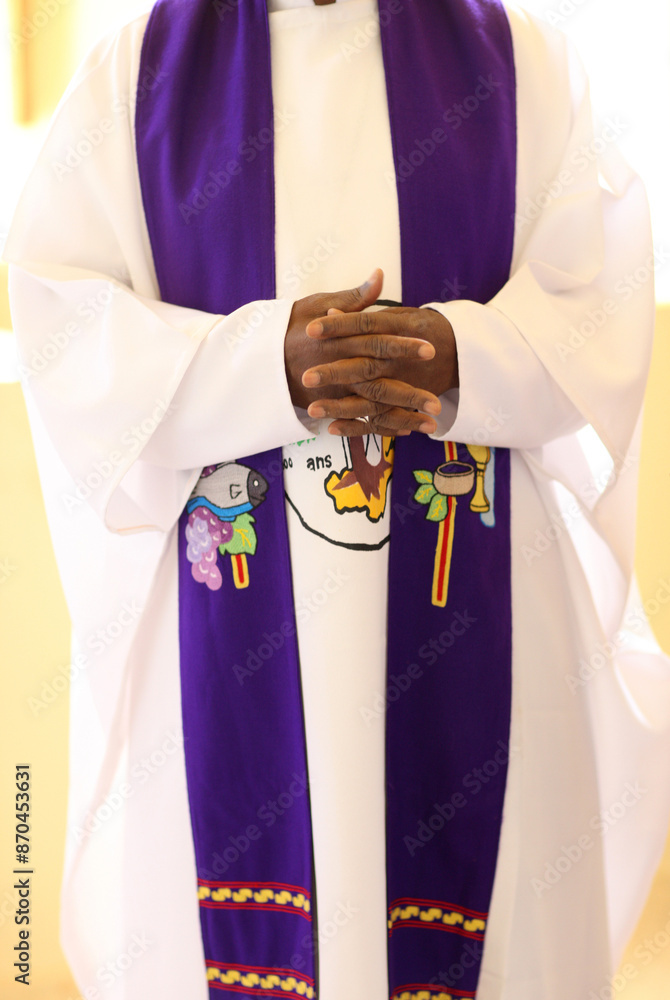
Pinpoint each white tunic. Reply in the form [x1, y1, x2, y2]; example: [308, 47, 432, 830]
[5, 1, 670, 998]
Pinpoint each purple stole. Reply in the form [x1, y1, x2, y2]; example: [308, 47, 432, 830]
[135, 1, 516, 997]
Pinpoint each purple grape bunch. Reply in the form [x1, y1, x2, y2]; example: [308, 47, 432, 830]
[186, 506, 234, 590]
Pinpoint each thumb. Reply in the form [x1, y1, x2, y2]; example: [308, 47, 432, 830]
[328, 268, 384, 313]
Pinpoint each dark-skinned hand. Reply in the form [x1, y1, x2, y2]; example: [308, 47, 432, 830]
[284, 268, 458, 437]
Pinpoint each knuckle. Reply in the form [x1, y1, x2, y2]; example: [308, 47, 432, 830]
[372, 400, 392, 415]
[366, 379, 386, 403]
[367, 333, 385, 357]
[340, 288, 361, 312]
[361, 358, 381, 381]
[359, 311, 373, 334]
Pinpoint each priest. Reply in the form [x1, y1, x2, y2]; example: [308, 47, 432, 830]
[5, 1, 670, 998]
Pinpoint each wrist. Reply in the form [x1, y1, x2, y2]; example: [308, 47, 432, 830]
[425, 308, 459, 394]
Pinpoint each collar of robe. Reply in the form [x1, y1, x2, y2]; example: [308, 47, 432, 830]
[136, 1, 517, 996]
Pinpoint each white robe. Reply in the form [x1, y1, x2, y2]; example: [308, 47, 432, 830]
[5, 1, 670, 997]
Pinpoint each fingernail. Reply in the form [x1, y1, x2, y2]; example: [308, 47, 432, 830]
[302, 371, 321, 387]
[309, 404, 326, 418]
[361, 268, 379, 289]
[424, 400, 441, 415]
[418, 343, 434, 359]
[306, 321, 323, 337]
[420, 421, 436, 434]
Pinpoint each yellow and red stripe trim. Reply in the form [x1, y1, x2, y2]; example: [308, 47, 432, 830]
[205, 962, 314, 997]
[391, 985, 476, 1000]
[198, 880, 311, 919]
[388, 897, 487, 939]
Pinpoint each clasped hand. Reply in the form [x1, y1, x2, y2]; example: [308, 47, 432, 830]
[284, 268, 458, 437]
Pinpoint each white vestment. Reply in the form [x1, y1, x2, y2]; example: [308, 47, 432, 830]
[5, 1, 670, 998]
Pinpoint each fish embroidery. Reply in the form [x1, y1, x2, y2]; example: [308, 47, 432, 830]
[185, 462, 268, 590]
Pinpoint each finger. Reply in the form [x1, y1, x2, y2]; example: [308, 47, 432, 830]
[328, 420, 411, 437]
[328, 406, 435, 436]
[303, 366, 441, 414]
[305, 333, 434, 371]
[309, 388, 440, 421]
[306, 303, 429, 341]
[303, 356, 424, 390]
[303, 356, 387, 388]
[352, 377, 442, 417]
[307, 395, 393, 421]
[321, 268, 384, 318]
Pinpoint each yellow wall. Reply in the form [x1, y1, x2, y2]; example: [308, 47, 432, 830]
[0, 265, 10, 329]
[8, 0, 76, 124]
[0, 382, 76, 998]
[616, 305, 670, 999]
[636, 305, 670, 654]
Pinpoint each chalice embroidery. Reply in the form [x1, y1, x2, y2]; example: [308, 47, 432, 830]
[413, 442, 495, 607]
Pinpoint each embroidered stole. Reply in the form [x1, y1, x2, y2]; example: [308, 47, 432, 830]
[135, 1, 516, 995]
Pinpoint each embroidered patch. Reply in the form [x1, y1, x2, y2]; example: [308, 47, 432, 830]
[185, 462, 267, 590]
[198, 880, 311, 919]
[325, 434, 395, 522]
[414, 442, 495, 607]
[283, 432, 394, 550]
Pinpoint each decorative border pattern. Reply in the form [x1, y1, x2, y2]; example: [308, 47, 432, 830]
[198, 880, 311, 920]
[391, 987, 475, 1000]
[206, 962, 314, 997]
[387, 898, 487, 939]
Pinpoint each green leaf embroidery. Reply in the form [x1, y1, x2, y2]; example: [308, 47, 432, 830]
[414, 484, 436, 505]
[426, 493, 448, 522]
[413, 469, 433, 484]
[219, 513, 258, 556]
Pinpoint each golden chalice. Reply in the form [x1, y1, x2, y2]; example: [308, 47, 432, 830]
[466, 444, 491, 513]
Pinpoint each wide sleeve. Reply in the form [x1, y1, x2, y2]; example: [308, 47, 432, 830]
[426, 8, 654, 467]
[3, 14, 308, 536]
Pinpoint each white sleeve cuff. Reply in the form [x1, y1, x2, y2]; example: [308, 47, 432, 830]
[423, 299, 585, 449]
[142, 297, 312, 469]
